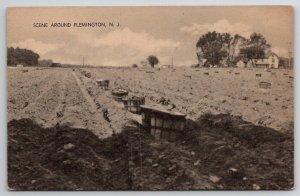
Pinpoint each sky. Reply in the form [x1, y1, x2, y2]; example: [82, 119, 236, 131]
[7, 6, 293, 66]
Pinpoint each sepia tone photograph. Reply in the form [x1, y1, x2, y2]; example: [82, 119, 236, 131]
[7, 6, 294, 190]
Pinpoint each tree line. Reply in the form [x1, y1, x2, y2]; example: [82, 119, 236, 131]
[7, 47, 40, 66]
[196, 31, 271, 67]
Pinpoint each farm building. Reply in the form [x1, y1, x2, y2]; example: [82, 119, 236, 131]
[51, 63, 62, 67]
[161, 65, 174, 68]
[255, 52, 279, 69]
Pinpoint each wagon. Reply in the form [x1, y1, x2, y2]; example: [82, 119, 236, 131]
[96, 79, 109, 90]
[259, 82, 271, 89]
[140, 104, 186, 142]
[122, 96, 145, 114]
[111, 89, 129, 101]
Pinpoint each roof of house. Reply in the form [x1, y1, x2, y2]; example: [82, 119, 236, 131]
[266, 52, 279, 58]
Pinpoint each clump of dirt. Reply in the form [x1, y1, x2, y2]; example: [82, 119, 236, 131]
[124, 115, 293, 190]
[180, 113, 294, 190]
[8, 119, 131, 190]
[8, 113, 294, 190]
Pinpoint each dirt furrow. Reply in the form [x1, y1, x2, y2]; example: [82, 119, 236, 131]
[14, 71, 68, 126]
[7, 70, 57, 121]
[55, 71, 114, 138]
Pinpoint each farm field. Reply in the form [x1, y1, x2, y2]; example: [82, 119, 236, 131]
[7, 66, 294, 190]
[85, 66, 294, 133]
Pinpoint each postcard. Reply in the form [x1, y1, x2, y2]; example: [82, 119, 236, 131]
[7, 6, 294, 190]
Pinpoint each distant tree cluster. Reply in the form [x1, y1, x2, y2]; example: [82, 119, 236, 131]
[196, 31, 271, 67]
[7, 47, 40, 66]
[38, 59, 53, 67]
[147, 55, 159, 68]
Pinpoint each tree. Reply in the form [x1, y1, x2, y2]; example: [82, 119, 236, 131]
[227, 34, 247, 67]
[196, 31, 231, 67]
[7, 47, 40, 66]
[147, 55, 159, 68]
[38, 59, 53, 67]
[240, 33, 271, 66]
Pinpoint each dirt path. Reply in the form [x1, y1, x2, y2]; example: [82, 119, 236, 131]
[55, 71, 115, 138]
[75, 70, 142, 134]
[71, 71, 99, 114]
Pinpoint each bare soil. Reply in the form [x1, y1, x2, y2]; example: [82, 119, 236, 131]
[7, 67, 294, 190]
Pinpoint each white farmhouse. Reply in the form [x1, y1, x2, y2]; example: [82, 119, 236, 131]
[255, 52, 279, 69]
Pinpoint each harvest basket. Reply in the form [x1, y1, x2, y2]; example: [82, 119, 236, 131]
[122, 96, 145, 114]
[112, 89, 129, 101]
[96, 79, 109, 90]
[140, 104, 186, 142]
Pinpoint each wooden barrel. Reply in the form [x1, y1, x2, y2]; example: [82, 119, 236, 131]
[141, 104, 186, 142]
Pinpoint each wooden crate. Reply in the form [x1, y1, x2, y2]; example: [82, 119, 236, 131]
[96, 79, 109, 90]
[259, 82, 271, 89]
[141, 104, 186, 142]
[122, 96, 145, 114]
